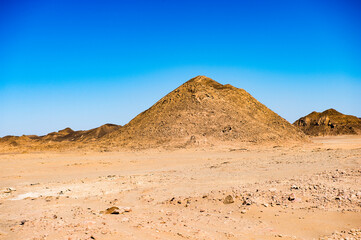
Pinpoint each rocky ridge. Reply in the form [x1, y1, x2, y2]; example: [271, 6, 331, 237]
[294, 109, 361, 136]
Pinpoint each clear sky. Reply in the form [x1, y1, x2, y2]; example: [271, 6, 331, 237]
[1, 0, 360, 137]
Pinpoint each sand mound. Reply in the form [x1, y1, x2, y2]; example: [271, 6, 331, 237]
[104, 76, 305, 148]
[293, 109, 361, 136]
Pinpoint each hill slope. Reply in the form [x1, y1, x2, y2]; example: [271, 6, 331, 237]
[293, 109, 361, 136]
[105, 75, 305, 148]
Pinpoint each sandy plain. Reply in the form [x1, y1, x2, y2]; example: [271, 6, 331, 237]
[0, 136, 360, 240]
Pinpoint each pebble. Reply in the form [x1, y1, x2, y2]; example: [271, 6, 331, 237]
[104, 207, 120, 214]
[288, 193, 296, 201]
[3, 188, 16, 193]
[223, 195, 234, 204]
[243, 198, 252, 205]
[123, 207, 132, 212]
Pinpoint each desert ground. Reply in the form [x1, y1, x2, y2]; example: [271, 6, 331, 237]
[0, 136, 360, 240]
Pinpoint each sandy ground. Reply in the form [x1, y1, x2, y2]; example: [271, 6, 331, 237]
[0, 137, 360, 240]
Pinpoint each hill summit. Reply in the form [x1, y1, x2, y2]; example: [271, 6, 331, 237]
[293, 108, 361, 136]
[104, 75, 305, 148]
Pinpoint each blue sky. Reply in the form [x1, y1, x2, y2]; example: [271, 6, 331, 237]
[1, 0, 360, 136]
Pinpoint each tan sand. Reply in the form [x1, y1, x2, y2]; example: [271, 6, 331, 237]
[0, 136, 360, 240]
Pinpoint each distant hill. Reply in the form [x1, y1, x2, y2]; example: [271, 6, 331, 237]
[41, 124, 121, 142]
[293, 109, 361, 136]
[0, 124, 122, 151]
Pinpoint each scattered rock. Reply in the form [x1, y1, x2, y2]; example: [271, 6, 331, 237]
[20, 220, 27, 225]
[103, 207, 120, 214]
[242, 198, 252, 205]
[45, 196, 53, 202]
[3, 188, 16, 193]
[123, 207, 132, 212]
[288, 193, 296, 201]
[101, 206, 131, 215]
[223, 195, 234, 204]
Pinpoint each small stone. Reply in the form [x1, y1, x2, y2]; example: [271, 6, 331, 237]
[104, 207, 120, 214]
[4, 188, 16, 193]
[223, 195, 234, 204]
[240, 210, 247, 214]
[242, 198, 252, 205]
[45, 196, 52, 202]
[288, 193, 296, 201]
[122, 207, 132, 212]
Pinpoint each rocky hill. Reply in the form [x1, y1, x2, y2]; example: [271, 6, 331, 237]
[293, 109, 361, 136]
[103, 76, 306, 148]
